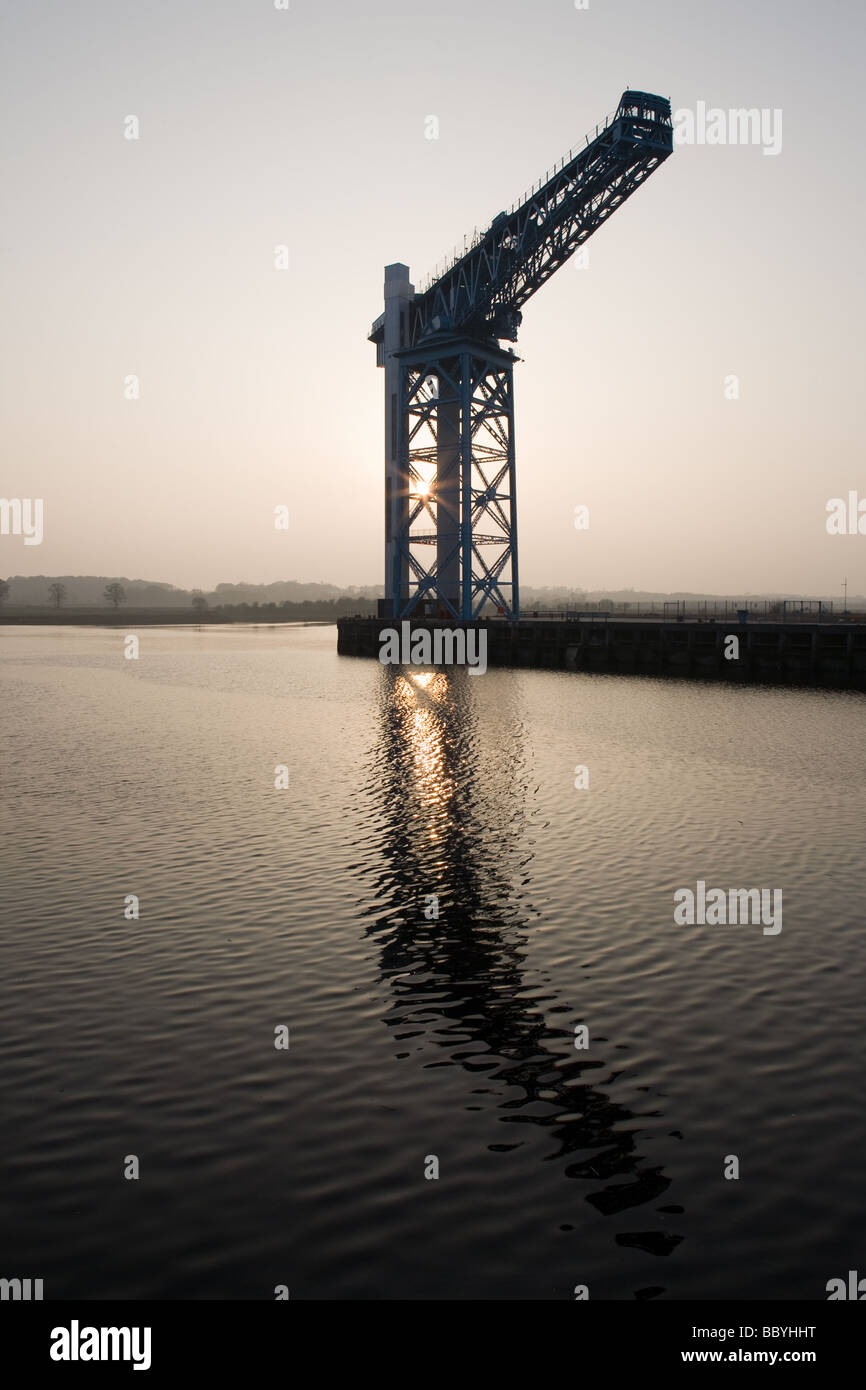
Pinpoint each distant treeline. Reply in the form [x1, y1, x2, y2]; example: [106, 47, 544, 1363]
[214, 598, 377, 620]
[0, 597, 377, 624]
[0, 574, 382, 608]
[3, 572, 861, 613]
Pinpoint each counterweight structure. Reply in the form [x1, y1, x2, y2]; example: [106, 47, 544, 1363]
[369, 91, 673, 621]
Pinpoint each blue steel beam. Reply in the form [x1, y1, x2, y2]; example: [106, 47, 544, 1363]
[411, 91, 672, 346]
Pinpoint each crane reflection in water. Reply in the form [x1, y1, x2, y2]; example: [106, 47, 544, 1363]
[356, 661, 684, 1291]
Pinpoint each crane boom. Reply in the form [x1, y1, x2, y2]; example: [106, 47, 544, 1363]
[371, 91, 672, 354]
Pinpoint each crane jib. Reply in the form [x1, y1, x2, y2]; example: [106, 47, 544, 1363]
[411, 90, 672, 346]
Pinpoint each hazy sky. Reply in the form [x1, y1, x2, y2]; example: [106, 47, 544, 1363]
[2, 0, 865, 595]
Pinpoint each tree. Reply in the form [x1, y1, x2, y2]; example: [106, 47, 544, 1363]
[49, 582, 67, 609]
[191, 593, 208, 614]
[103, 582, 127, 609]
[0, 579, 9, 607]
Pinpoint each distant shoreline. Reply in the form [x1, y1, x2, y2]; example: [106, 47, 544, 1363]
[0, 610, 350, 627]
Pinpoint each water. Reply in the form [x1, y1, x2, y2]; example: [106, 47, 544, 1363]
[1, 623, 864, 1300]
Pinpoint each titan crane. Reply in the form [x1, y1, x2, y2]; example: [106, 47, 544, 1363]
[369, 90, 673, 621]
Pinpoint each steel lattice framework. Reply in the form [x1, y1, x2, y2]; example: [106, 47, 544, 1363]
[397, 340, 517, 620]
[370, 90, 673, 621]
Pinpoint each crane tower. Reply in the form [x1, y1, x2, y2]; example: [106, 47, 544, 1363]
[369, 90, 673, 621]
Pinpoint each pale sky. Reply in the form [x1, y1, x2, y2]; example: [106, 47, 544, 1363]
[2, 0, 864, 596]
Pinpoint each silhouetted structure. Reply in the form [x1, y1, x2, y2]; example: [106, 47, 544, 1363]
[369, 91, 673, 621]
[338, 614, 866, 691]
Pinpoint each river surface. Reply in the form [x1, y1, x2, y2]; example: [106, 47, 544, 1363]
[1, 623, 864, 1299]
